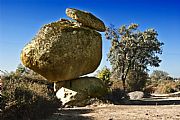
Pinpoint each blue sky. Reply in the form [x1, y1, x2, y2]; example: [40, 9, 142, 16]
[0, 0, 180, 77]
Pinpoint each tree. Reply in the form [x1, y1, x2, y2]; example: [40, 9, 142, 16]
[15, 63, 45, 79]
[126, 69, 148, 92]
[16, 63, 27, 75]
[105, 23, 164, 91]
[150, 70, 170, 81]
[97, 66, 111, 86]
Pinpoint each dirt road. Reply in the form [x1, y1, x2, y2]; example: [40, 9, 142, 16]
[45, 105, 180, 120]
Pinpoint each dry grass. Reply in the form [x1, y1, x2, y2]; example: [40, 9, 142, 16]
[0, 73, 61, 120]
[154, 80, 180, 94]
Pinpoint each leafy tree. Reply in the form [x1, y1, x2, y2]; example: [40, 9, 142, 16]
[15, 63, 45, 79]
[16, 63, 27, 75]
[150, 70, 170, 81]
[126, 69, 148, 92]
[105, 23, 164, 91]
[97, 66, 111, 86]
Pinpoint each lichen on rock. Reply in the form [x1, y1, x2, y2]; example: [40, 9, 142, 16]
[66, 8, 106, 32]
[55, 77, 108, 106]
[21, 8, 106, 105]
[21, 19, 102, 82]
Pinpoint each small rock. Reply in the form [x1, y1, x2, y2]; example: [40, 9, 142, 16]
[128, 91, 144, 100]
[66, 8, 106, 32]
[56, 87, 87, 106]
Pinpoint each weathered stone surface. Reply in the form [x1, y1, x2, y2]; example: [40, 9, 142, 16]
[21, 19, 102, 82]
[56, 77, 108, 106]
[54, 77, 108, 98]
[66, 8, 106, 32]
[56, 87, 87, 106]
[128, 91, 144, 100]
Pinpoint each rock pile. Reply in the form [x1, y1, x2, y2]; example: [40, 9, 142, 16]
[21, 8, 107, 106]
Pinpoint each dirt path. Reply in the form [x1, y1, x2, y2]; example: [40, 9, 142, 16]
[45, 105, 180, 120]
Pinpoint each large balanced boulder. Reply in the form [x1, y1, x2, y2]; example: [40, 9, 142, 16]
[54, 77, 108, 98]
[66, 8, 106, 32]
[21, 19, 102, 82]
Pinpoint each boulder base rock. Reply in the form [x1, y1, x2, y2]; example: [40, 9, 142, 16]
[21, 20, 102, 82]
[66, 8, 106, 32]
[55, 77, 108, 98]
[55, 77, 108, 106]
[56, 87, 87, 106]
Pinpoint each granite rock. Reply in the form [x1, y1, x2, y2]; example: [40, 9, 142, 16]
[66, 8, 106, 32]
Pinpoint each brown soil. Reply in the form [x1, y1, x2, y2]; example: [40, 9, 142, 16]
[45, 104, 180, 120]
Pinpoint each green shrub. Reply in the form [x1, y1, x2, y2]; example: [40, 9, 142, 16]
[0, 73, 60, 120]
[103, 88, 127, 104]
[97, 66, 111, 86]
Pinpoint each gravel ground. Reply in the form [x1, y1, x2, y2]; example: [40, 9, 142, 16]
[45, 105, 180, 120]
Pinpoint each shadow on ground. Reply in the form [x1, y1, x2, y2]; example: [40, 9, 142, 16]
[122, 99, 180, 105]
[46, 108, 94, 120]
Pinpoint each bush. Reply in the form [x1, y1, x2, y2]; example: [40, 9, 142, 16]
[143, 85, 156, 94]
[155, 80, 180, 94]
[110, 70, 148, 93]
[103, 88, 126, 104]
[126, 70, 148, 92]
[102, 79, 129, 103]
[0, 73, 61, 120]
[97, 66, 111, 86]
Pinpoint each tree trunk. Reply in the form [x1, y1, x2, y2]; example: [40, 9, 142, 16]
[122, 78, 126, 92]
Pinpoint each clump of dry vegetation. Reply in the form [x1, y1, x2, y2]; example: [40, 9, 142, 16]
[154, 80, 180, 94]
[0, 67, 61, 120]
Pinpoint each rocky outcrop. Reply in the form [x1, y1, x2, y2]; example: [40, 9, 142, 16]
[21, 19, 102, 82]
[66, 8, 106, 32]
[55, 77, 108, 106]
[21, 8, 107, 106]
[55, 77, 108, 98]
